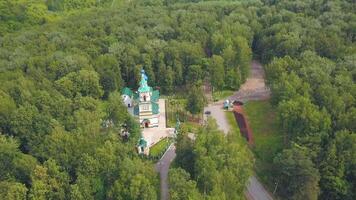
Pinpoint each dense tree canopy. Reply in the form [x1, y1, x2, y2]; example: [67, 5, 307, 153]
[0, 0, 355, 199]
[257, 0, 356, 199]
[171, 119, 254, 199]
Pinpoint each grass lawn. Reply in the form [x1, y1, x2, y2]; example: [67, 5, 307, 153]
[243, 100, 284, 190]
[225, 111, 241, 136]
[150, 137, 171, 158]
[212, 90, 234, 101]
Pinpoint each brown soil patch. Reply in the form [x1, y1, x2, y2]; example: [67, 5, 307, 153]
[233, 105, 254, 145]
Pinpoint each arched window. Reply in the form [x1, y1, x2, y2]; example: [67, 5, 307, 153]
[143, 95, 147, 101]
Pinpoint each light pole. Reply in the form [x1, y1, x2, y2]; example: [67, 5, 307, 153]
[273, 181, 278, 195]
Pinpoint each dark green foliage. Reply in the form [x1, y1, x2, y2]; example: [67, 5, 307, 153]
[0, 0, 355, 199]
[0, 135, 38, 185]
[258, 0, 356, 199]
[274, 144, 320, 200]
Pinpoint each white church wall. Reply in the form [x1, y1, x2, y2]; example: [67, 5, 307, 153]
[122, 95, 132, 107]
[139, 103, 151, 112]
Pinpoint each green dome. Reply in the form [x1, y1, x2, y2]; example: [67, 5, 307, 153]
[138, 70, 151, 93]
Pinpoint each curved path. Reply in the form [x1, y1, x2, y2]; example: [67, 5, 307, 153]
[155, 144, 176, 200]
[204, 60, 273, 200]
[157, 60, 272, 200]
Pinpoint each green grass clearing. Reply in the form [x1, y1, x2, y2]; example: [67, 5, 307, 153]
[243, 100, 284, 190]
[150, 137, 171, 158]
[212, 90, 234, 101]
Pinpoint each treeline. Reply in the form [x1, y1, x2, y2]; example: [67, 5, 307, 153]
[0, 0, 116, 35]
[255, 0, 355, 199]
[0, 0, 256, 199]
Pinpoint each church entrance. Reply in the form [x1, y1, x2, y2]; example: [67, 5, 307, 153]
[143, 119, 150, 128]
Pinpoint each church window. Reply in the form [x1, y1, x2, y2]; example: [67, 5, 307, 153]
[142, 104, 149, 110]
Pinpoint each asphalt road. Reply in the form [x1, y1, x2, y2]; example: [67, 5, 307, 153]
[205, 60, 274, 200]
[204, 102, 230, 134]
[156, 61, 272, 200]
[246, 176, 274, 200]
[155, 144, 176, 200]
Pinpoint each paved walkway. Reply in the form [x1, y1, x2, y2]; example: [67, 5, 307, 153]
[142, 99, 174, 147]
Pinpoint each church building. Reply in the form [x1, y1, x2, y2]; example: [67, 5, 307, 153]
[121, 70, 160, 128]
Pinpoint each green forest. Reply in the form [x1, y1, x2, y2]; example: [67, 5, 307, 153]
[0, 0, 355, 200]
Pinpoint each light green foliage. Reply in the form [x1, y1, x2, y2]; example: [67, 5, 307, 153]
[0, 181, 27, 200]
[212, 90, 234, 101]
[173, 119, 253, 199]
[169, 168, 202, 200]
[243, 101, 283, 187]
[107, 157, 159, 200]
[277, 96, 331, 140]
[0, 135, 38, 184]
[56, 69, 103, 98]
[150, 137, 170, 158]
[0, 0, 354, 199]
[209, 55, 225, 90]
[319, 130, 356, 200]
[186, 85, 205, 115]
[29, 160, 70, 200]
[186, 65, 203, 86]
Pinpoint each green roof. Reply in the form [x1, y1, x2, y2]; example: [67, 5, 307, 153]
[138, 85, 151, 93]
[151, 90, 160, 102]
[152, 102, 159, 114]
[133, 92, 139, 100]
[138, 138, 147, 148]
[122, 87, 133, 97]
[138, 73, 151, 93]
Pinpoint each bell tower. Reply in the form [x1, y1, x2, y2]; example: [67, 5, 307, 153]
[138, 70, 153, 126]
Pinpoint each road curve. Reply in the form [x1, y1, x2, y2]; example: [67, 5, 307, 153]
[156, 61, 272, 200]
[247, 176, 274, 200]
[205, 60, 274, 200]
[155, 144, 176, 200]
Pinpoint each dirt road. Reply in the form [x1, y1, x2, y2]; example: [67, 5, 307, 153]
[229, 60, 270, 102]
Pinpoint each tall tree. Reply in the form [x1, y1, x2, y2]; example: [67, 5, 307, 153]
[186, 86, 205, 115]
[209, 55, 225, 90]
